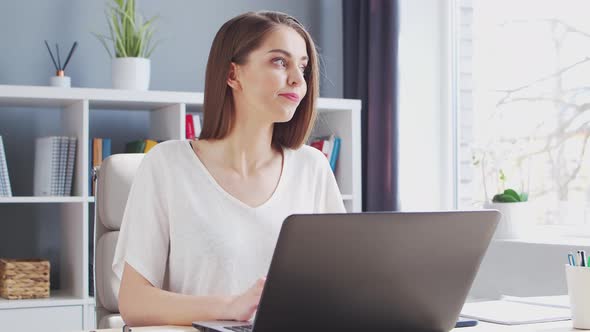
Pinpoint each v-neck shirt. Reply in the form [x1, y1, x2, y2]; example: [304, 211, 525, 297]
[187, 140, 286, 210]
[113, 139, 345, 296]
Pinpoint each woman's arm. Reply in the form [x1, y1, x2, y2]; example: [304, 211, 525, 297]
[119, 263, 265, 326]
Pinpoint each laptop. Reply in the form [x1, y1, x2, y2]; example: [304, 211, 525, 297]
[193, 210, 500, 332]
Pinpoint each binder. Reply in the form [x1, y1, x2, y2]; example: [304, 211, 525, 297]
[0, 136, 12, 197]
[34, 136, 61, 196]
[57, 136, 68, 196]
[64, 137, 77, 196]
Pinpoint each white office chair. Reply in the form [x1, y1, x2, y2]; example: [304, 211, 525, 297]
[94, 154, 145, 329]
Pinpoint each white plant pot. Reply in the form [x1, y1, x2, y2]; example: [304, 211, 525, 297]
[112, 57, 150, 90]
[484, 201, 533, 239]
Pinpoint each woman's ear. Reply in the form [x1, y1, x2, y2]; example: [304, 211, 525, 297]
[227, 62, 241, 90]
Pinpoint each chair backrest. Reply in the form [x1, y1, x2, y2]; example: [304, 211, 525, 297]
[95, 153, 144, 328]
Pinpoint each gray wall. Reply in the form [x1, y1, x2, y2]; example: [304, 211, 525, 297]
[0, 0, 342, 95]
[0, 0, 343, 288]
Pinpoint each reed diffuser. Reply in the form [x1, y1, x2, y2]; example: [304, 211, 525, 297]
[44, 40, 77, 87]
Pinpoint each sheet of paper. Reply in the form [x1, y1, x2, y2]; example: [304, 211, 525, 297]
[501, 295, 570, 309]
[461, 300, 571, 325]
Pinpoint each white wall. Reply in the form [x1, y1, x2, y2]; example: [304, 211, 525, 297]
[398, 0, 454, 211]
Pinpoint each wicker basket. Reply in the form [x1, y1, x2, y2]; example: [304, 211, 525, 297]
[0, 259, 50, 300]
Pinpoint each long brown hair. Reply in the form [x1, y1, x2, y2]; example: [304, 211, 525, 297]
[199, 11, 319, 149]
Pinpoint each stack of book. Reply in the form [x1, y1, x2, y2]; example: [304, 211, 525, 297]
[0, 136, 12, 197]
[124, 139, 158, 153]
[91, 138, 159, 195]
[309, 134, 341, 172]
[186, 113, 203, 139]
[33, 136, 77, 196]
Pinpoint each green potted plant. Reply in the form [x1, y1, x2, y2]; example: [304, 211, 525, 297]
[483, 169, 533, 239]
[94, 0, 159, 90]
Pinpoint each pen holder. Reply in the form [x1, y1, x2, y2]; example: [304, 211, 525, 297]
[566, 264, 590, 329]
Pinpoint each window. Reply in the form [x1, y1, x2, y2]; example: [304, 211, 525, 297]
[456, 0, 590, 235]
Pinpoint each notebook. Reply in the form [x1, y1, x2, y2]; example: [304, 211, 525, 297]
[461, 300, 571, 325]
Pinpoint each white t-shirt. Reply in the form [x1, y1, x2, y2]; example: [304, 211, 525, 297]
[112, 139, 346, 296]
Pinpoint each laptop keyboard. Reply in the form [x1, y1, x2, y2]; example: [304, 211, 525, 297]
[225, 325, 253, 332]
[222, 319, 473, 330]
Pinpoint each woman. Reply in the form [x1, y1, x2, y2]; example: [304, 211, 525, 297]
[113, 11, 345, 326]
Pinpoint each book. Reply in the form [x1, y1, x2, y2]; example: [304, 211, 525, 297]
[34, 136, 61, 196]
[102, 138, 111, 161]
[0, 136, 12, 197]
[93, 138, 103, 167]
[92, 138, 103, 196]
[144, 139, 157, 153]
[125, 140, 146, 153]
[461, 300, 571, 325]
[329, 137, 341, 172]
[193, 114, 202, 138]
[324, 134, 336, 162]
[321, 137, 332, 158]
[64, 137, 77, 196]
[186, 114, 195, 139]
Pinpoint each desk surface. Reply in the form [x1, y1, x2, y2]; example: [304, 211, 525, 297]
[92, 320, 575, 332]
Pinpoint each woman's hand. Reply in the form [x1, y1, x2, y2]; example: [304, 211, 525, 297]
[221, 277, 266, 321]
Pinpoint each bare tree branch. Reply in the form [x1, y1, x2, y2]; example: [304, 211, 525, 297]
[500, 18, 590, 40]
[495, 56, 590, 106]
[559, 132, 590, 190]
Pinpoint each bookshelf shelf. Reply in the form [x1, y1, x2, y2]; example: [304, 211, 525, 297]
[0, 84, 361, 331]
[0, 290, 93, 310]
[0, 85, 203, 112]
[0, 196, 87, 204]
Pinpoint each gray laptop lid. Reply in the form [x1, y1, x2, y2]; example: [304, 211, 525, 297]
[250, 210, 500, 332]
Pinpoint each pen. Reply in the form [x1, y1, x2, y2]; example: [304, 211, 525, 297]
[581, 250, 587, 267]
[568, 253, 576, 266]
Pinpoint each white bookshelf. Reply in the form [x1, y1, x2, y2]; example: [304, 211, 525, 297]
[0, 84, 362, 331]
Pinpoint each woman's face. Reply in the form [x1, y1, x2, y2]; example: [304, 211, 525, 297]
[230, 25, 309, 124]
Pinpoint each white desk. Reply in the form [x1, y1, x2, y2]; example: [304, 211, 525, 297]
[92, 321, 576, 332]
